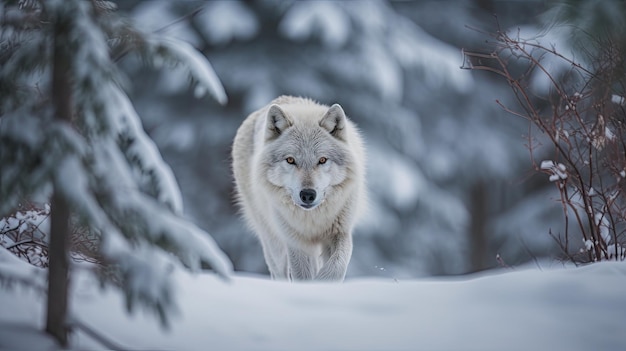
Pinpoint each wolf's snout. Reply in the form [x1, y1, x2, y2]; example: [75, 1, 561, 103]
[299, 189, 317, 205]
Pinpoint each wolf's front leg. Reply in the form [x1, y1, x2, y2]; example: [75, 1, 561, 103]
[316, 232, 353, 282]
[258, 234, 289, 280]
[287, 247, 318, 281]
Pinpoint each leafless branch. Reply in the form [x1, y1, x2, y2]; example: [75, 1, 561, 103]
[465, 27, 626, 263]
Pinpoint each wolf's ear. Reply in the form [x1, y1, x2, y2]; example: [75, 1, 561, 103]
[320, 104, 346, 140]
[266, 104, 293, 140]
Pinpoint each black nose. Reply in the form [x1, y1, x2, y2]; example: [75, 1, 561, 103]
[299, 189, 317, 204]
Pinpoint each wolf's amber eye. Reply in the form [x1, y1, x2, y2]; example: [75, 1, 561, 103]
[286, 157, 295, 164]
[318, 157, 327, 164]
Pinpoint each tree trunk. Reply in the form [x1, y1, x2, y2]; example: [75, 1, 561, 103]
[45, 14, 72, 347]
[468, 180, 489, 273]
[46, 191, 71, 347]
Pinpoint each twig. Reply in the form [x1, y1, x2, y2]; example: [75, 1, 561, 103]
[4, 239, 48, 250]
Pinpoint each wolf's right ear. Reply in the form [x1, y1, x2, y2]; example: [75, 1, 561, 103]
[266, 104, 293, 140]
[320, 104, 346, 140]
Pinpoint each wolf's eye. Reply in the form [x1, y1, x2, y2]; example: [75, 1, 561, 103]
[286, 157, 296, 164]
[318, 157, 327, 164]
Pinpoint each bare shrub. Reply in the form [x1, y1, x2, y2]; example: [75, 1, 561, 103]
[0, 202, 101, 267]
[463, 27, 626, 263]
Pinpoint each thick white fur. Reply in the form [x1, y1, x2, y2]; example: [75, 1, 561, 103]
[232, 96, 366, 281]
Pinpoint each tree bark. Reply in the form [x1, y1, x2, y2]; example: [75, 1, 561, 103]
[468, 180, 489, 273]
[46, 190, 71, 347]
[45, 13, 72, 347]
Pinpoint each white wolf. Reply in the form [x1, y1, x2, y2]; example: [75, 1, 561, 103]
[232, 96, 366, 282]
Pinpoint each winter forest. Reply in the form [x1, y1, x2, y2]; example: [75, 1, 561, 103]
[1, 0, 626, 350]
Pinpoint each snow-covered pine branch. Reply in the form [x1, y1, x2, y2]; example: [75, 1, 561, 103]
[109, 18, 228, 105]
[0, 0, 232, 331]
[146, 36, 228, 103]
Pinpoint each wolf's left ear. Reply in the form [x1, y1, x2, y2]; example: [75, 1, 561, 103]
[266, 104, 293, 140]
[320, 104, 346, 140]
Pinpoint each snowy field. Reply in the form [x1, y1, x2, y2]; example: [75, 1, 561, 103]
[1, 261, 625, 351]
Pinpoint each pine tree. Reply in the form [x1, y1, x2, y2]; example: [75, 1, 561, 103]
[0, 0, 231, 346]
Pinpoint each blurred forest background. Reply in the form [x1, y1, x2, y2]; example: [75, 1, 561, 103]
[102, 0, 621, 278]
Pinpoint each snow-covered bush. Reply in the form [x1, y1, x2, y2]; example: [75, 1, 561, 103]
[0, 203, 51, 267]
[0, 0, 231, 346]
[0, 201, 108, 267]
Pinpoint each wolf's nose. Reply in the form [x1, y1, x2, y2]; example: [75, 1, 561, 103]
[299, 189, 317, 204]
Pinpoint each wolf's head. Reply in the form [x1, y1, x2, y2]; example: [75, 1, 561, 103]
[262, 103, 352, 211]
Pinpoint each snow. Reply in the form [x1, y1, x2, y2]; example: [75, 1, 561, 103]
[76, 136, 233, 280]
[1, 261, 625, 350]
[360, 41, 404, 102]
[197, 1, 259, 45]
[606, 244, 626, 260]
[541, 160, 567, 182]
[129, 3, 229, 103]
[148, 36, 228, 105]
[108, 88, 185, 214]
[0, 323, 59, 351]
[367, 146, 424, 210]
[70, 0, 111, 83]
[388, 16, 473, 94]
[131, 1, 202, 47]
[279, 2, 351, 49]
[156, 122, 196, 152]
[0, 247, 46, 292]
[277, 0, 472, 103]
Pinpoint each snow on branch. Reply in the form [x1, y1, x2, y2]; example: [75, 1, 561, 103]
[279, 1, 350, 49]
[50, 134, 232, 324]
[540, 160, 567, 182]
[63, 1, 186, 214]
[0, 110, 84, 216]
[109, 87, 184, 214]
[47, 91, 233, 274]
[144, 36, 228, 104]
[59, 0, 231, 275]
[0, 245, 47, 292]
[388, 16, 474, 93]
[85, 139, 232, 277]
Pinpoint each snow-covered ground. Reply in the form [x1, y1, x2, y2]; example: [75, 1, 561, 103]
[1, 261, 625, 351]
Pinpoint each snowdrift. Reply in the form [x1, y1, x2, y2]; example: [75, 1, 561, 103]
[1, 262, 625, 350]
